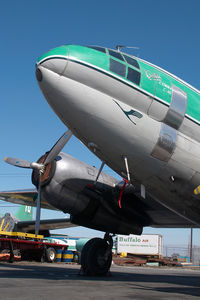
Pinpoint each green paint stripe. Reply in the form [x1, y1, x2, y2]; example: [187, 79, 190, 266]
[37, 51, 200, 126]
[37, 46, 68, 64]
[68, 58, 200, 126]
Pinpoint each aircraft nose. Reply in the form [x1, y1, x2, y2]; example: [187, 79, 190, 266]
[36, 67, 43, 82]
[36, 46, 68, 80]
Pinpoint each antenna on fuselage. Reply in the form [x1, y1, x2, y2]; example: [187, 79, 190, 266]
[116, 45, 140, 52]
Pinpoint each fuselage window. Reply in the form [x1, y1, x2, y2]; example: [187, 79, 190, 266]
[108, 49, 124, 61]
[110, 59, 126, 77]
[127, 67, 141, 85]
[123, 54, 140, 69]
[87, 46, 106, 53]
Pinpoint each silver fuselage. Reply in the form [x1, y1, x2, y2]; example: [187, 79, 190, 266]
[36, 58, 200, 227]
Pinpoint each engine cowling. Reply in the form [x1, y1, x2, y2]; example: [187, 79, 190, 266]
[33, 152, 146, 235]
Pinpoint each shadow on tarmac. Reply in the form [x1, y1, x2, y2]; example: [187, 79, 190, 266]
[0, 262, 200, 297]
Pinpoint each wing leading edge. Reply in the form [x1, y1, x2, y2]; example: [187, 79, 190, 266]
[0, 190, 77, 232]
[15, 218, 77, 232]
[0, 189, 56, 210]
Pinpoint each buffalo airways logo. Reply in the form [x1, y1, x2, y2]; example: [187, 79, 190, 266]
[145, 70, 172, 95]
[114, 100, 143, 125]
[145, 70, 161, 81]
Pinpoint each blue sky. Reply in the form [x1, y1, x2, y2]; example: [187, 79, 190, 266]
[0, 0, 200, 248]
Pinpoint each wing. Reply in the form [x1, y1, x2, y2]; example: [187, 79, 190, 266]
[15, 218, 77, 232]
[0, 188, 196, 230]
[135, 192, 198, 228]
[0, 189, 56, 210]
[0, 190, 77, 232]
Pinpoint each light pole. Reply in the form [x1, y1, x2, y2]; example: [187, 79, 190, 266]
[190, 227, 193, 263]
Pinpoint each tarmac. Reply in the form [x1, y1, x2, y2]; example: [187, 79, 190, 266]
[0, 262, 199, 300]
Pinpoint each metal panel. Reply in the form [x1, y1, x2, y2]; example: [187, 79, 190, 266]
[151, 123, 177, 162]
[151, 86, 187, 162]
[164, 85, 187, 129]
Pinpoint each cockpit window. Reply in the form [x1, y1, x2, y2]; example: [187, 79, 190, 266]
[108, 49, 124, 61]
[110, 58, 126, 77]
[127, 67, 141, 85]
[123, 54, 140, 69]
[87, 46, 106, 53]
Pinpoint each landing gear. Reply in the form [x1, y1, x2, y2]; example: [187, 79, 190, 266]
[80, 233, 113, 276]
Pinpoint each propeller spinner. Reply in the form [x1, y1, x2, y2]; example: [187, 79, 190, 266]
[4, 130, 72, 235]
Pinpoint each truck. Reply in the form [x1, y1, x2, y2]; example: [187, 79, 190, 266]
[0, 208, 68, 263]
[0, 231, 68, 263]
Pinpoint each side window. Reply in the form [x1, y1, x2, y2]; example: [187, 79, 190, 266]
[110, 59, 126, 77]
[127, 67, 141, 85]
[87, 46, 106, 53]
[108, 49, 124, 61]
[123, 54, 140, 69]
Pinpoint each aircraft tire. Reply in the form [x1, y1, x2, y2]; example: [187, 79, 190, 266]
[73, 251, 81, 264]
[81, 238, 112, 276]
[81, 240, 91, 275]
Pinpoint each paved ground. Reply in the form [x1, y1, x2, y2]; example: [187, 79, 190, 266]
[0, 262, 199, 299]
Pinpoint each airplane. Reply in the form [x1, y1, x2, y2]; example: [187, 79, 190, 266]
[0, 193, 75, 235]
[0, 205, 33, 232]
[1, 44, 200, 275]
[0, 204, 73, 234]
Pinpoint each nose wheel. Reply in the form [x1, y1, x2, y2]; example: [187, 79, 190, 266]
[80, 234, 113, 276]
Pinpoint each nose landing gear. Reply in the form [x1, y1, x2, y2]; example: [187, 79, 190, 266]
[80, 233, 113, 276]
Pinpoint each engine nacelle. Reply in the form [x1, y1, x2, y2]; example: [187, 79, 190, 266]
[35, 152, 145, 235]
[38, 152, 116, 212]
[71, 204, 143, 235]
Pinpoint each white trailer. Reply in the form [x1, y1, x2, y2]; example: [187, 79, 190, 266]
[117, 234, 162, 257]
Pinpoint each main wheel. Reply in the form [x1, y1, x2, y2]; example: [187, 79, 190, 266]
[81, 238, 112, 276]
[46, 247, 56, 263]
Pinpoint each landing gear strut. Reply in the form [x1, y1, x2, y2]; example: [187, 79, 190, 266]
[80, 233, 113, 276]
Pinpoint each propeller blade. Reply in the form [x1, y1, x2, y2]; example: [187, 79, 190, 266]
[44, 130, 72, 165]
[4, 157, 31, 168]
[35, 172, 42, 235]
[194, 185, 200, 195]
[4, 130, 74, 235]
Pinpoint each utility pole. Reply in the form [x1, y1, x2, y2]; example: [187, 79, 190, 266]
[190, 227, 193, 263]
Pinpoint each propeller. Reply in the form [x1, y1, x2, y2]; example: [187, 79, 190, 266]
[4, 130, 72, 235]
[194, 185, 200, 195]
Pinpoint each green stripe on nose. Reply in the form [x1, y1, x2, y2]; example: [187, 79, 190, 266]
[37, 45, 68, 64]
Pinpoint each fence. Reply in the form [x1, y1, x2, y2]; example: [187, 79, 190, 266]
[163, 245, 200, 265]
